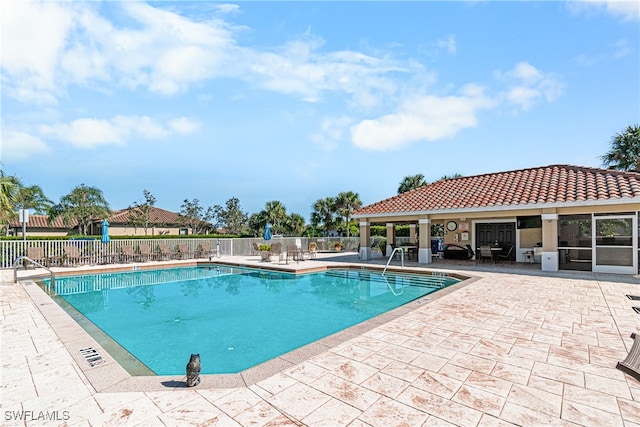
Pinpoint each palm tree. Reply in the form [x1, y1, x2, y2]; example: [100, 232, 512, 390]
[335, 191, 362, 238]
[0, 170, 17, 234]
[601, 125, 640, 172]
[264, 200, 287, 235]
[398, 174, 427, 194]
[49, 184, 111, 235]
[440, 173, 463, 180]
[248, 212, 268, 237]
[285, 213, 306, 236]
[311, 197, 336, 237]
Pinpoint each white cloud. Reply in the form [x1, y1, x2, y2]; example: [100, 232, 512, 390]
[351, 84, 494, 151]
[215, 4, 241, 14]
[612, 38, 633, 58]
[572, 38, 631, 67]
[1, 1, 75, 104]
[1, 131, 51, 162]
[1, 1, 238, 103]
[436, 35, 457, 55]
[40, 118, 129, 148]
[310, 116, 352, 152]
[495, 61, 563, 110]
[38, 115, 199, 149]
[569, 0, 640, 21]
[1, 1, 417, 110]
[240, 36, 413, 108]
[169, 117, 201, 134]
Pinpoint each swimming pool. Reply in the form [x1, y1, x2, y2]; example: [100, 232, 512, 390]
[44, 265, 460, 375]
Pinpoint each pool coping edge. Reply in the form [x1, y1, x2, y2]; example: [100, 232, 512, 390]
[22, 261, 477, 392]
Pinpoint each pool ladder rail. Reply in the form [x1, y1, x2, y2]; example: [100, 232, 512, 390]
[13, 256, 55, 289]
[382, 247, 405, 275]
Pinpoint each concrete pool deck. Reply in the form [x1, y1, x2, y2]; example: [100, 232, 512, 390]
[2, 253, 640, 426]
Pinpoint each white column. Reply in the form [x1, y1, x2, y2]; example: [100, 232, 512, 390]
[541, 213, 559, 272]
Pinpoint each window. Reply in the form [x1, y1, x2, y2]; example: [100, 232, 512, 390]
[558, 214, 592, 271]
[517, 216, 541, 229]
[558, 215, 591, 247]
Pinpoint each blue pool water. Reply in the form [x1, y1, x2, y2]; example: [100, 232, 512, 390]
[45, 266, 459, 375]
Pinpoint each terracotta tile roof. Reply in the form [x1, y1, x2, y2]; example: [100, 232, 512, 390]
[9, 215, 75, 228]
[353, 164, 640, 217]
[108, 207, 186, 225]
[9, 207, 201, 228]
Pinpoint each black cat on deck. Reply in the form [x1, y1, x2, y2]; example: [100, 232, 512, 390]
[186, 354, 201, 387]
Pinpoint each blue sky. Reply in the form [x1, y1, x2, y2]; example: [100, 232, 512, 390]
[2, 1, 639, 222]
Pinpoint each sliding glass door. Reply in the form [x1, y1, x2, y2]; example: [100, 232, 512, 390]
[594, 214, 637, 274]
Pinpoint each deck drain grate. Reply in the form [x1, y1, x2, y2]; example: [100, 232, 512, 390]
[633, 307, 640, 314]
[627, 295, 640, 301]
[80, 347, 106, 367]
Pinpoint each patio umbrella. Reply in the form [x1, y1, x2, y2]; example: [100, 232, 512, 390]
[263, 223, 272, 242]
[101, 220, 110, 244]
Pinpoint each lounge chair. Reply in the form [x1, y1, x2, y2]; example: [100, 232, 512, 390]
[121, 245, 139, 263]
[138, 244, 154, 262]
[158, 244, 172, 260]
[176, 244, 193, 259]
[197, 243, 213, 259]
[26, 247, 49, 267]
[617, 333, 640, 381]
[63, 245, 92, 266]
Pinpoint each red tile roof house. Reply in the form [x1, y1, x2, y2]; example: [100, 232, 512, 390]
[9, 207, 208, 237]
[352, 164, 640, 275]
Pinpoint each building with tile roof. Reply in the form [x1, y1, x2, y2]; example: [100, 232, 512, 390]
[9, 206, 211, 237]
[352, 165, 640, 275]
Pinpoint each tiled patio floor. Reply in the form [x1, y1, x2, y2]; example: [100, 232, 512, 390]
[2, 253, 640, 426]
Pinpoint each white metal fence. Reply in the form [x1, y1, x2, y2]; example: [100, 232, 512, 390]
[1, 236, 362, 269]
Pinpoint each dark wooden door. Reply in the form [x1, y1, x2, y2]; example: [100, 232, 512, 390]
[476, 222, 516, 259]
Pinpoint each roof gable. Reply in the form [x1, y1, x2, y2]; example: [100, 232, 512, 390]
[353, 164, 640, 217]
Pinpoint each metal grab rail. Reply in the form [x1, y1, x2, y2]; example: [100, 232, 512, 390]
[380, 273, 404, 296]
[382, 247, 405, 275]
[13, 256, 55, 288]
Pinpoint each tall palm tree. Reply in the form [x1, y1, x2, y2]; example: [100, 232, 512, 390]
[0, 170, 17, 234]
[601, 125, 640, 172]
[264, 200, 287, 235]
[398, 174, 427, 194]
[311, 197, 336, 237]
[335, 191, 362, 238]
[285, 213, 306, 236]
[49, 184, 111, 235]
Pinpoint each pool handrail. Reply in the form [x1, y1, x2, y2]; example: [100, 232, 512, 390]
[382, 247, 405, 275]
[13, 256, 55, 288]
